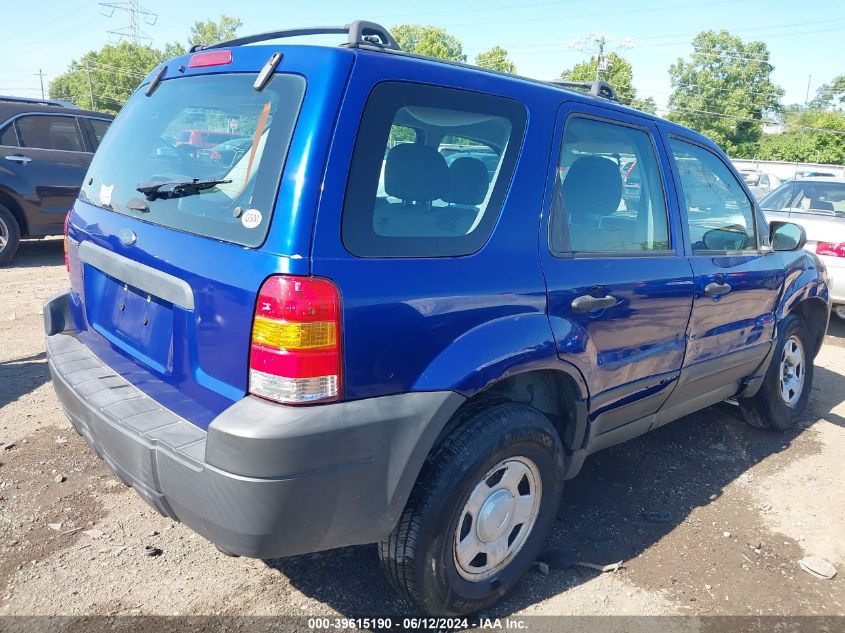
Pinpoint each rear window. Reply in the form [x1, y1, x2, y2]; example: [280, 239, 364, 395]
[761, 181, 845, 217]
[80, 73, 306, 248]
[342, 82, 526, 258]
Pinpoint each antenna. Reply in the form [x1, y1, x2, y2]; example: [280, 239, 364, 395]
[99, 0, 157, 46]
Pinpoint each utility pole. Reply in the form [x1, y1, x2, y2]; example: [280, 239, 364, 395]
[34, 69, 46, 100]
[593, 34, 607, 83]
[805, 74, 812, 105]
[85, 65, 96, 110]
[99, 0, 157, 45]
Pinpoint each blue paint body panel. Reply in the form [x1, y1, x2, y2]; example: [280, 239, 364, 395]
[60, 42, 829, 442]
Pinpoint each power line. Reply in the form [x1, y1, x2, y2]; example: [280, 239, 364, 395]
[99, 0, 157, 46]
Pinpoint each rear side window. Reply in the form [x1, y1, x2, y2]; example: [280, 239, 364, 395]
[0, 124, 17, 147]
[87, 118, 111, 150]
[17, 115, 85, 152]
[80, 74, 306, 248]
[342, 82, 526, 258]
[551, 116, 670, 254]
[670, 138, 758, 252]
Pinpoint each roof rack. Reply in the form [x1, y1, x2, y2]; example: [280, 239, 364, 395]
[548, 80, 618, 102]
[190, 20, 401, 53]
[0, 95, 78, 108]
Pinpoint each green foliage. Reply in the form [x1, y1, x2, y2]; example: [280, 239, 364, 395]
[48, 16, 242, 114]
[810, 74, 845, 110]
[666, 30, 784, 157]
[475, 46, 516, 74]
[392, 25, 466, 62]
[757, 108, 845, 165]
[560, 52, 654, 113]
[188, 15, 243, 48]
[48, 43, 169, 114]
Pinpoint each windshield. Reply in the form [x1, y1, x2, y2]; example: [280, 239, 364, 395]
[761, 181, 845, 217]
[80, 73, 306, 247]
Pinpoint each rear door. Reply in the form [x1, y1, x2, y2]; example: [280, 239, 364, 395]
[4, 113, 92, 235]
[663, 135, 784, 401]
[540, 104, 694, 448]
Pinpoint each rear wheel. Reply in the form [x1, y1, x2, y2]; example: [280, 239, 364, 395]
[739, 314, 813, 430]
[378, 402, 565, 616]
[834, 305, 845, 321]
[0, 204, 21, 266]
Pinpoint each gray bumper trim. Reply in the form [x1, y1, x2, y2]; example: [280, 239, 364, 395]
[45, 314, 465, 558]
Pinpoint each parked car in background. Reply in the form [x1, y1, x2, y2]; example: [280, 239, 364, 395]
[621, 159, 642, 210]
[761, 177, 845, 320]
[174, 129, 239, 150]
[0, 96, 112, 264]
[45, 21, 829, 616]
[196, 137, 253, 166]
[740, 169, 782, 200]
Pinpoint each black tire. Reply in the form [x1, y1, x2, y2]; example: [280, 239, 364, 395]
[0, 204, 21, 266]
[739, 314, 813, 430]
[378, 402, 565, 616]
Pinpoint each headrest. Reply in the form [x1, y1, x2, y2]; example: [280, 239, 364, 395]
[562, 156, 623, 222]
[385, 144, 448, 202]
[446, 157, 490, 205]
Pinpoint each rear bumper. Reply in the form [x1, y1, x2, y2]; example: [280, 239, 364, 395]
[819, 254, 845, 304]
[45, 291, 464, 558]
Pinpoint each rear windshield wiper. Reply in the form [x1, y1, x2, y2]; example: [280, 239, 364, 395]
[137, 178, 232, 201]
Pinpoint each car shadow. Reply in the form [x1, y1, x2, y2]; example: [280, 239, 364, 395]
[0, 351, 49, 409]
[264, 376, 842, 618]
[7, 238, 64, 269]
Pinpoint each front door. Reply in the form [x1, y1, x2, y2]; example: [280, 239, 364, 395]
[662, 135, 784, 405]
[540, 105, 694, 447]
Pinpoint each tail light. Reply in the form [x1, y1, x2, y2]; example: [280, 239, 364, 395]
[210, 150, 222, 160]
[63, 211, 70, 272]
[249, 275, 342, 404]
[816, 242, 845, 258]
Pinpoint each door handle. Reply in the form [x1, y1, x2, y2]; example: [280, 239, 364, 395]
[704, 282, 731, 297]
[571, 294, 618, 313]
[4, 155, 32, 164]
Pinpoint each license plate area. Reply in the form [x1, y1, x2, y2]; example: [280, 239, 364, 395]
[85, 267, 175, 375]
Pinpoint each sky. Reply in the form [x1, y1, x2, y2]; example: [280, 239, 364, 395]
[2, 0, 844, 113]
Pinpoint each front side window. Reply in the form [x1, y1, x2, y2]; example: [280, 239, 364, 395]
[80, 74, 306, 248]
[17, 115, 85, 152]
[551, 116, 670, 254]
[342, 82, 526, 258]
[670, 138, 758, 253]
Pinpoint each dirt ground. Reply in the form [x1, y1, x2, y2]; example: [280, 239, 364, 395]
[1, 238, 844, 623]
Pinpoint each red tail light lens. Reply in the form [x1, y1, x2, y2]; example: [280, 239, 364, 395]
[816, 242, 845, 258]
[249, 275, 342, 404]
[188, 50, 233, 68]
[63, 211, 70, 272]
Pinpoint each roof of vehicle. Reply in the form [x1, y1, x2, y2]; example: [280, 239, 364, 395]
[0, 99, 114, 123]
[784, 176, 845, 184]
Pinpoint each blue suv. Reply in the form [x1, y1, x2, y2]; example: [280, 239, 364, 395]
[44, 22, 830, 615]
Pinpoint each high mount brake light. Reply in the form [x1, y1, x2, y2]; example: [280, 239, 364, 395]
[188, 50, 233, 68]
[249, 275, 342, 404]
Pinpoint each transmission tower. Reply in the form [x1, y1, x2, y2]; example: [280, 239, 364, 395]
[99, 0, 157, 46]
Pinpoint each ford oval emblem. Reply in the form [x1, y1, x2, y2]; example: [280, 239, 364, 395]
[118, 229, 137, 247]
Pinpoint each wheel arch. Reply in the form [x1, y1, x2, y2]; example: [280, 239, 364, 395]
[0, 187, 28, 237]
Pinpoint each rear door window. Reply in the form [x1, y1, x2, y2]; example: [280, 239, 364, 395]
[0, 124, 17, 147]
[84, 117, 111, 150]
[79, 74, 306, 248]
[341, 82, 526, 257]
[16, 115, 85, 152]
[670, 138, 758, 252]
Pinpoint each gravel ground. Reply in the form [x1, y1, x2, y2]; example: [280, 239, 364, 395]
[1, 238, 844, 622]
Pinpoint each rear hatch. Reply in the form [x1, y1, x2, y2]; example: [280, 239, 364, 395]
[66, 46, 353, 429]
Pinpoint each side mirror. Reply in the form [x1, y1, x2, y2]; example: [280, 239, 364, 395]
[702, 226, 748, 251]
[769, 221, 807, 252]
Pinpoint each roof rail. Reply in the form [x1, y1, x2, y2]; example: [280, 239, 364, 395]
[190, 20, 401, 53]
[548, 80, 618, 102]
[0, 95, 78, 108]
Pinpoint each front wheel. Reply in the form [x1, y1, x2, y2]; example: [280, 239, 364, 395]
[378, 402, 565, 616]
[833, 305, 845, 321]
[0, 204, 21, 266]
[739, 314, 813, 430]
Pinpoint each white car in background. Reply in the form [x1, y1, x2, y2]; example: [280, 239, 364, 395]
[760, 177, 845, 319]
[740, 169, 782, 200]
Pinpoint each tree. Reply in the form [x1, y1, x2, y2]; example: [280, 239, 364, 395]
[49, 43, 169, 114]
[667, 30, 784, 157]
[475, 46, 516, 74]
[757, 108, 845, 165]
[559, 52, 655, 114]
[392, 25, 466, 62]
[811, 75, 845, 110]
[188, 15, 242, 48]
